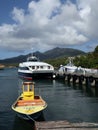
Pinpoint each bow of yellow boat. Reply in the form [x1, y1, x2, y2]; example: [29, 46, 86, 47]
[12, 104, 47, 115]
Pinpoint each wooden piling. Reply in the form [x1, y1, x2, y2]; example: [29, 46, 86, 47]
[95, 78, 98, 97]
[56, 71, 98, 96]
[82, 78, 86, 85]
[73, 75, 77, 84]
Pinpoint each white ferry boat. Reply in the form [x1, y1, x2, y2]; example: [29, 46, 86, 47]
[18, 55, 55, 80]
[58, 58, 77, 76]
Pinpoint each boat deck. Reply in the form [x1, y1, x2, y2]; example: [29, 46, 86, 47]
[16, 96, 45, 106]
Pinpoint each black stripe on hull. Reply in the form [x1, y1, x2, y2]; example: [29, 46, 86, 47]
[18, 72, 54, 80]
[17, 111, 43, 121]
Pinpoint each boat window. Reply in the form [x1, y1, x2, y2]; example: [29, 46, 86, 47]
[29, 59, 38, 62]
[40, 66, 43, 69]
[29, 85, 33, 91]
[32, 66, 35, 69]
[27, 56, 39, 62]
[37, 66, 39, 69]
[24, 85, 28, 92]
[48, 66, 50, 69]
[19, 67, 29, 70]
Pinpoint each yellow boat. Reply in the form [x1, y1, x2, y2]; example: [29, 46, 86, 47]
[12, 81, 47, 120]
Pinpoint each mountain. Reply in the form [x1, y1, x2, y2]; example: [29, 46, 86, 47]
[44, 47, 85, 59]
[0, 47, 86, 64]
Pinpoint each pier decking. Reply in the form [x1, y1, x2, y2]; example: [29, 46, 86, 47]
[35, 120, 98, 130]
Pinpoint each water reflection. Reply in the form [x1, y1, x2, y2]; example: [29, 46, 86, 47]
[13, 116, 34, 130]
[1, 68, 98, 130]
[63, 79, 96, 97]
[13, 112, 45, 130]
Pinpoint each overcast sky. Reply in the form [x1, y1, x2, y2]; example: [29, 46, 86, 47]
[0, 0, 98, 59]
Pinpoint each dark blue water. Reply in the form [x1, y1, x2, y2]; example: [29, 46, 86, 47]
[0, 68, 98, 130]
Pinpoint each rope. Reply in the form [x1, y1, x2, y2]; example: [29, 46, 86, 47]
[26, 114, 36, 122]
[26, 114, 38, 130]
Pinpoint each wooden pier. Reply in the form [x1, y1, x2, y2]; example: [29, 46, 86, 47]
[35, 120, 98, 130]
[55, 71, 98, 96]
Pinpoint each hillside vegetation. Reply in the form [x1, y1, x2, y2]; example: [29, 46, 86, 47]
[0, 47, 85, 67]
[74, 46, 98, 69]
[0, 46, 98, 69]
[45, 46, 98, 69]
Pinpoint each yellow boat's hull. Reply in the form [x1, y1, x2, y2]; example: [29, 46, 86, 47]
[15, 110, 43, 120]
[12, 95, 47, 120]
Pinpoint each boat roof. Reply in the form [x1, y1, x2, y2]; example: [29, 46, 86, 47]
[19, 61, 53, 67]
[23, 81, 34, 85]
[65, 64, 77, 67]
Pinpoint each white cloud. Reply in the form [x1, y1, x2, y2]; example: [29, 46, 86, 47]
[76, 0, 98, 39]
[0, 0, 98, 54]
[12, 7, 25, 24]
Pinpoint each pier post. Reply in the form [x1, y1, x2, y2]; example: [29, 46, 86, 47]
[95, 78, 98, 97]
[79, 75, 83, 85]
[65, 75, 68, 81]
[70, 76, 73, 82]
[89, 76, 95, 87]
[75, 77, 79, 84]
[67, 74, 71, 83]
[73, 75, 77, 84]
[82, 77, 86, 85]
[85, 77, 91, 92]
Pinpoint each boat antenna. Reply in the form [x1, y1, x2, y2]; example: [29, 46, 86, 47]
[31, 47, 34, 56]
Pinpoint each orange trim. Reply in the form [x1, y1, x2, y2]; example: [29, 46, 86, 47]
[18, 99, 42, 103]
[17, 99, 44, 106]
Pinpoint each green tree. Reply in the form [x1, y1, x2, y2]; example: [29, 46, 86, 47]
[94, 45, 98, 53]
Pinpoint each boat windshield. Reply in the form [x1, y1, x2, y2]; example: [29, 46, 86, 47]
[24, 85, 28, 92]
[29, 84, 33, 91]
[22, 82, 34, 100]
[23, 82, 34, 92]
[27, 56, 39, 62]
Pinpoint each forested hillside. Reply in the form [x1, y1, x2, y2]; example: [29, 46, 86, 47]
[74, 46, 98, 69]
[0, 47, 85, 66]
[45, 46, 98, 69]
[0, 46, 97, 69]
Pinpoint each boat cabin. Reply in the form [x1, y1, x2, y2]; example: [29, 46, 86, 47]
[27, 56, 39, 62]
[22, 82, 35, 100]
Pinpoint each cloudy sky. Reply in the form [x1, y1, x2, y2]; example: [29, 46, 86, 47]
[0, 0, 98, 59]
